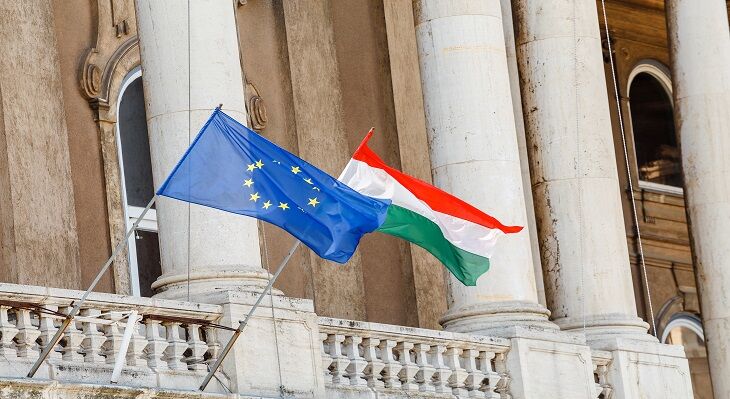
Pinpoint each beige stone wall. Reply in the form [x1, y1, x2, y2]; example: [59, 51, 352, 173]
[235, 0, 446, 328]
[52, 0, 114, 293]
[0, 0, 707, 337]
[0, 0, 81, 289]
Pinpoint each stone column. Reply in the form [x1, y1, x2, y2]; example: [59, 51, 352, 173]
[135, 0, 268, 301]
[499, 0, 546, 306]
[513, 0, 649, 342]
[666, 1, 730, 397]
[413, 0, 551, 333]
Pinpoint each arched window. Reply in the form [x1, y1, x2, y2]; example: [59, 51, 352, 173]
[661, 313, 712, 399]
[116, 68, 161, 297]
[628, 62, 681, 188]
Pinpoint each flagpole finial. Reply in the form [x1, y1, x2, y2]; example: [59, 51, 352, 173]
[217, 103, 223, 110]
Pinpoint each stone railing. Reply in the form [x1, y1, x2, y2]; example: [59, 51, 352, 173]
[319, 317, 511, 398]
[592, 350, 613, 399]
[0, 283, 225, 391]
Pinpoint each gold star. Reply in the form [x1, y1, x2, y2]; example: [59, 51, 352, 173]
[291, 166, 301, 174]
[243, 178, 254, 188]
[249, 192, 261, 202]
[312, 186, 321, 191]
[303, 177, 313, 185]
[255, 159, 264, 169]
[262, 200, 272, 210]
[278, 202, 290, 210]
[307, 197, 320, 207]
[247, 163, 256, 172]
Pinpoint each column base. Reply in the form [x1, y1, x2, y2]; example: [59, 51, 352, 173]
[555, 313, 655, 344]
[440, 300, 556, 335]
[151, 266, 283, 303]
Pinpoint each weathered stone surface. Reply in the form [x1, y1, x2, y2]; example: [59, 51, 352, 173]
[667, 0, 730, 397]
[0, 0, 82, 290]
[382, 0, 448, 330]
[135, 0, 268, 302]
[413, 0, 551, 333]
[513, 0, 647, 340]
[282, 0, 368, 321]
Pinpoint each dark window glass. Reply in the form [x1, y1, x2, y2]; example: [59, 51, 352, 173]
[135, 230, 162, 297]
[630, 73, 682, 187]
[119, 77, 155, 207]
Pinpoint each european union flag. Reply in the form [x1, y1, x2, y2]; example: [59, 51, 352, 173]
[157, 109, 390, 263]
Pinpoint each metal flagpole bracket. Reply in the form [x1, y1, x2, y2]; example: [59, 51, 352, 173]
[26, 195, 158, 378]
[198, 240, 301, 391]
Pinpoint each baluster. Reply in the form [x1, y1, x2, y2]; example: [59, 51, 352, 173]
[80, 309, 106, 363]
[326, 334, 350, 384]
[594, 363, 612, 399]
[463, 348, 485, 397]
[429, 344, 452, 394]
[203, 325, 220, 364]
[478, 351, 501, 399]
[143, 319, 168, 370]
[320, 333, 334, 384]
[379, 339, 402, 389]
[414, 343, 435, 392]
[37, 305, 61, 361]
[344, 335, 367, 386]
[60, 306, 84, 362]
[163, 321, 187, 370]
[362, 338, 385, 388]
[103, 311, 124, 365]
[15, 308, 40, 359]
[184, 324, 208, 371]
[0, 306, 18, 360]
[493, 353, 511, 399]
[125, 315, 147, 368]
[396, 341, 419, 391]
[445, 346, 468, 396]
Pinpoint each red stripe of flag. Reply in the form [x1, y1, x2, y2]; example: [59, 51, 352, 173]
[352, 130, 523, 234]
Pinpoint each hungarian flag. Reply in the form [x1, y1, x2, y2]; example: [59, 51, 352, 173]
[340, 130, 523, 286]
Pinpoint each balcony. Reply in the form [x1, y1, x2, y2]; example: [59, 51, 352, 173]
[0, 282, 618, 398]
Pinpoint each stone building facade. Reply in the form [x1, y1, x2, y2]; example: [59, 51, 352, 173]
[0, 0, 727, 398]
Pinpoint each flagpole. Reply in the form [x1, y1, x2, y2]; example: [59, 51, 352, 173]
[198, 240, 301, 392]
[27, 195, 158, 378]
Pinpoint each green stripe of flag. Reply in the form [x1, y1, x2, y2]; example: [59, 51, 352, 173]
[376, 204, 490, 286]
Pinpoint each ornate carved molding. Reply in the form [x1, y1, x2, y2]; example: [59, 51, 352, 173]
[78, 0, 142, 295]
[245, 79, 267, 131]
[80, 0, 138, 115]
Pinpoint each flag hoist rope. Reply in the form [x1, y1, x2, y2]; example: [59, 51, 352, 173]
[600, 0, 657, 336]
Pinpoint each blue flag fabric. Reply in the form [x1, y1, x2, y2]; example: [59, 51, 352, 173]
[157, 109, 390, 263]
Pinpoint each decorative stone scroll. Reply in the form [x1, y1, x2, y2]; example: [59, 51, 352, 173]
[78, 0, 141, 295]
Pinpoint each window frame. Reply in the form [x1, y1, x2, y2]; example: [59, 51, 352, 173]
[626, 60, 683, 195]
[115, 66, 159, 297]
[661, 312, 705, 345]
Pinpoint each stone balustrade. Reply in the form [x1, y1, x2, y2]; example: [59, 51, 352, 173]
[0, 282, 618, 398]
[592, 350, 613, 399]
[319, 317, 511, 398]
[0, 283, 225, 391]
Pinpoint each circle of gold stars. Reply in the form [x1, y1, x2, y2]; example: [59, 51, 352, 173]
[242, 156, 331, 213]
